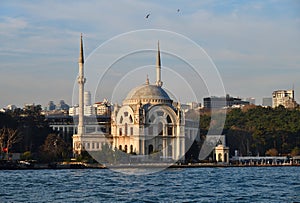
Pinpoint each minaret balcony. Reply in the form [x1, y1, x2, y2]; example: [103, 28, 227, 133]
[77, 76, 86, 84]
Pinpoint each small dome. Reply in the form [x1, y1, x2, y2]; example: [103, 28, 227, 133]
[123, 84, 172, 105]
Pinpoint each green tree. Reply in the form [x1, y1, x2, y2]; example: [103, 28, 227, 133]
[20, 151, 32, 160]
[291, 147, 300, 156]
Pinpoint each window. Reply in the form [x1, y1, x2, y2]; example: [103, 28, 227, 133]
[130, 145, 133, 153]
[148, 145, 153, 154]
[218, 153, 222, 162]
[157, 111, 164, 116]
[168, 126, 173, 135]
[224, 153, 228, 162]
[129, 115, 133, 123]
[119, 116, 123, 124]
[167, 115, 172, 123]
[130, 127, 133, 135]
[124, 112, 128, 117]
[100, 127, 106, 133]
[124, 145, 128, 153]
[125, 123, 128, 136]
[119, 145, 122, 150]
[119, 128, 122, 136]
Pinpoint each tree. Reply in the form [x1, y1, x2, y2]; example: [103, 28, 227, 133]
[291, 147, 300, 156]
[265, 148, 278, 156]
[0, 127, 22, 160]
[20, 151, 32, 160]
[40, 133, 70, 162]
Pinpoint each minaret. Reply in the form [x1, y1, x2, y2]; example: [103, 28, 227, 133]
[77, 33, 86, 135]
[156, 41, 163, 87]
[145, 75, 149, 85]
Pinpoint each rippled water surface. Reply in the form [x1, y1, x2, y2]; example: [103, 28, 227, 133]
[0, 167, 299, 202]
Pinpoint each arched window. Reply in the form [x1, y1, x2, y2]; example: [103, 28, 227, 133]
[130, 145, 133, 153]
[119, 128, 122, 136]
[129, 115, 133, 123]
[119, 116, 123, 124]
[148, 144, 153, 154]
[167, 115, 172, 123]
[125, 123, 128, 136]
[124, 145, 128, 153]
[157, 111, 164, 116]
[119, 145, 122, 150]
[224, 153, 228, 162]
[218, 153, 222, 162]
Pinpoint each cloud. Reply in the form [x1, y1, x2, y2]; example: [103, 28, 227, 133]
[0, 17, 28, 36]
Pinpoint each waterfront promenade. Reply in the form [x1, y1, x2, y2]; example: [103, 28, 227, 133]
[1, 158, 300, 170]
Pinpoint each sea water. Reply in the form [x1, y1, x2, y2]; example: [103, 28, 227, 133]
[0, 167, 299, 202]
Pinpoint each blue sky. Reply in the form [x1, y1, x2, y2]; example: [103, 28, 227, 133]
[0, 0, 299, 108]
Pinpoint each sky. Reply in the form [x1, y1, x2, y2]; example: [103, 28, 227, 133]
[0, 0, 300, 108]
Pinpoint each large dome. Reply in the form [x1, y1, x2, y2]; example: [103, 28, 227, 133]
[123, 84, 172, 105]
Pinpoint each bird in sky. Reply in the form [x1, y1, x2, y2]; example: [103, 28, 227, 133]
[177, 9, 180, 12]
[145, 13, 150, 18]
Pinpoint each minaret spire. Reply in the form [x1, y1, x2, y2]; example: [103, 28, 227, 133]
[77, 33, 86, 136]
[145, 74, 149, 85]
[79, 33, 84, 64]
[156, 41, 163, 87]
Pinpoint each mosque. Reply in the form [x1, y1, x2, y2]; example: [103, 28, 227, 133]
[72, 35, 199, 163]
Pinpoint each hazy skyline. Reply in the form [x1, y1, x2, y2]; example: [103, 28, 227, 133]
[1, 1, 299, 108]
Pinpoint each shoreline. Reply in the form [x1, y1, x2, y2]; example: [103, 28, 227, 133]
[1, 161, 299, 170]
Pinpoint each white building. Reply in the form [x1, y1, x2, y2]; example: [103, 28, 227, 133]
[72, 39, 199, 164]
[94, 99, 112, 116]
[272, 89, 297, 108]
[6, 104, 17, 111]
[110, 43, 198, 162]
[69, 104, 96, 116]
[213, 135, 229, 163]
[84, 91, 91, 106]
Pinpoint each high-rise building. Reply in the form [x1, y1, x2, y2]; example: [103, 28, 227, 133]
[84, 91, 91, 106]
[48, 101, 56, 111]
[57, 100, 69, 110]
[272, 89, 297, 108]
[203, 94, 250, 109]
